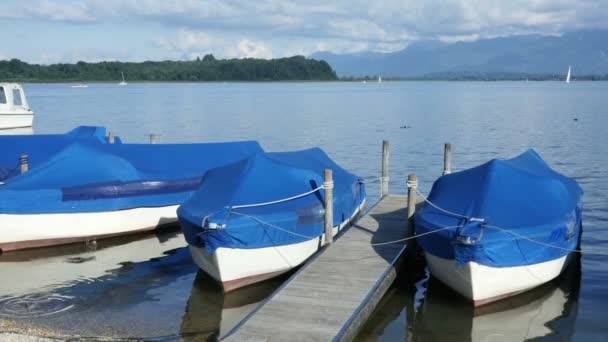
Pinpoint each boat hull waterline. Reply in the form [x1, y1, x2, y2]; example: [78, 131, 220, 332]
[0, 205, 179, 252]
[0, 113, 34, 130]
[425, 252, 573, 307]
[190, 201, 365, 292]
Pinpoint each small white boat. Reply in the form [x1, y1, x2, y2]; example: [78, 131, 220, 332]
[415, 150, 582, 306]
[0, 141, 262, 253]
[119, 72, 127, 86]
[0, 83, 34, 130]
[178, 150, 366, 292]
[566, 66, 571, 83]
[69, 84, 88, 88]
[378, 76, 382, 83]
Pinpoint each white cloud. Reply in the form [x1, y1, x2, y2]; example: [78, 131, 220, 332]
[158, 29, 213, 52]
[24, 0, 96, 23]
[237, 39, 273, 59]
[156, 29, 274, 59]
[103, 0, 239, 19]
[4, 0, 608, 62]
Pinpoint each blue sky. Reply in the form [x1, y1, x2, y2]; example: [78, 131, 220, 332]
[1, 0, 607, 64]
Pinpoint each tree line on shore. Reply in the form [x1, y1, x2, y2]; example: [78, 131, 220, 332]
[3, 56, 607, 82]
[0, 55, 338, 82]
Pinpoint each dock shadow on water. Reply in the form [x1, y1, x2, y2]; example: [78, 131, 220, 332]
[0, 228, 286, 341]
[356, 253, 581, 341]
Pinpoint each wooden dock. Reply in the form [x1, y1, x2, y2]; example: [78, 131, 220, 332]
[224, 194, 419, 341]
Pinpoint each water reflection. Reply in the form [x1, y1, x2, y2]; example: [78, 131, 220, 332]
[356, 254, 581, 341]
[0, 229, 186, 298]
[181, 271, 288, 341]
[414, 255, 581, 342]
[0, 229, 282, 340]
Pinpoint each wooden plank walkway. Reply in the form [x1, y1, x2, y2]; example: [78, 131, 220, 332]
[224, 194, 417, 341]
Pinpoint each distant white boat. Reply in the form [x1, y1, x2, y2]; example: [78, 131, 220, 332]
[0, 83, 34, 130]
[566, 66, 571, 83]
[378, 76, 382, 83]
[119, 72, 127, 86]
[69, 84, 88, 88]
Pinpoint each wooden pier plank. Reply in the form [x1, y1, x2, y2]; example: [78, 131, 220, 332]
[225, 194, 414, 341]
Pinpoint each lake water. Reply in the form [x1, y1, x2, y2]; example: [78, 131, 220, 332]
[1, 81, 607, 341]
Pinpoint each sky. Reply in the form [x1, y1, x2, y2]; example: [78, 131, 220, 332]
[1, 0, 607, 64]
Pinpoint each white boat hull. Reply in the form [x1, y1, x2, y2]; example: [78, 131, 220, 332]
[189, 201, 365, 292]
[0, 205, 179, 252]
[424, 252, 571, 306]
[0, 112, 34, 130]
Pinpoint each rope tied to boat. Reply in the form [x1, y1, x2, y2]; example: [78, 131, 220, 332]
[358, 176, 382, 184]
[203, 183, 326, 232]
[415, 188, 471, 221]
[369, 225, 463, 246]
[414, 187, 608, 257]
[228, 211, 318, 239]
[230, 185, 324, 210]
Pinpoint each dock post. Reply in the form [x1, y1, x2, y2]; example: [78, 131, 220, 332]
[20, 154, 28, 174]
[407, 174, 417, 239]
[443, 143, 452, 175]
[108, 131, 115, 144]
[149, 134, 157, 144]
[381, 140, 389, 197]
[324, 169, 334, 245]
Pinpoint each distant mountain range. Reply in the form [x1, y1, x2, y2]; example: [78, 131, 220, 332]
[311, 30, 608, 78]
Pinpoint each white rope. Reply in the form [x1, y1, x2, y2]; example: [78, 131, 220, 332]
[370, 225, 463, 246]
[229, 210, 318, 239]
[229, 210, 461, 247]
[231, 185, 323, 209]
[415, 188, 470, 220]
[223, 180, 607, 258]
[484, 225, 608, 257]
[358, 176, 382, 184]
[413, 187, 608, 257]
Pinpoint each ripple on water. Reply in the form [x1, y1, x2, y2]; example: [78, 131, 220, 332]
[0, 293, 74, 318]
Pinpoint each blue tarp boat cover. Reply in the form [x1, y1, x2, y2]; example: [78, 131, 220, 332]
[415, 149, 583, 267]
[0, 126, 120, 181]
[178, 149, 366, 254]
[0, 140, 262, 214]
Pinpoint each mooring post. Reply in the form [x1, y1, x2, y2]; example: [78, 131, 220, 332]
[443, 143, 452, 175]
[108, 131, 115, 144]
[324, 169, 334, 245]
[149, 133, 157, 144]
[20, 154, 28, 174]
[407, 174, 417, 239]
[381, 140, 389, 197]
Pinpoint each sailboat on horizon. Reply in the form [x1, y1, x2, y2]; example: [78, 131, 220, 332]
[566, 66, 571, 83]
[119, 72, 127, 86]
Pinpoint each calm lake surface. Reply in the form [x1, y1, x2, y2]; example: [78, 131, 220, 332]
[1, 81, 607, 341]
